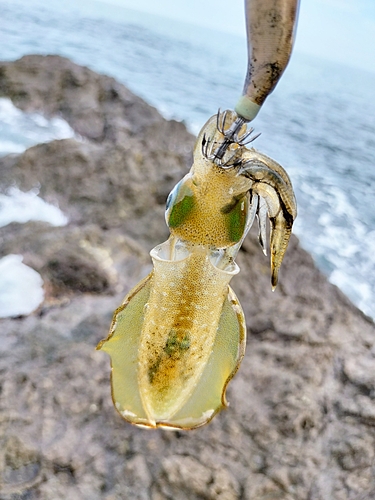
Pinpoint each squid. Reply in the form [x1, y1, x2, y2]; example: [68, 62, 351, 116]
[97, 110, 297, 429]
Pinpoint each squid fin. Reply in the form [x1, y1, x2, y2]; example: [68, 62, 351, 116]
[97, 279, 246, 430]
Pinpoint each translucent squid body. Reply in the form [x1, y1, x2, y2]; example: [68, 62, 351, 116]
[97, 110, 297, 429]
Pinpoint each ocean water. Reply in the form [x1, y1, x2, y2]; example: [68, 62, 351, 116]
[0, 97, 75, 155]
[0, 254, 45, 318]
[1, 0, 375, 318]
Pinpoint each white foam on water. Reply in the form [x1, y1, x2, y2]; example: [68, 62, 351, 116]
[0, 140, 26, 155]
[294, 178, 375, 318]
[0, 98, 75, 156]
[0, 188, 68, 317]
[0, 187, 68, 227]
[330, 268, 372, 315]
[0, 254, 44, 318]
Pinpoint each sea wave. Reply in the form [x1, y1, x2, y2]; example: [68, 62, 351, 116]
[0, 98, 75, 156]
[0, 186, 68, 228]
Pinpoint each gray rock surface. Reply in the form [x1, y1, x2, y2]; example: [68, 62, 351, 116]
[0, 55, 374, 500]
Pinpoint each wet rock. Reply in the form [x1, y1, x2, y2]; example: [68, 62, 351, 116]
[157, 455, 240, 500]
[0, 55, 374, 500]
[44, 247, 111, 294]
[0, 54, 161, 143]
[0, 436, 42, 495]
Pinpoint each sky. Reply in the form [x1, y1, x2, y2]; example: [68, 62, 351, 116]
[98, 0, 375, 74]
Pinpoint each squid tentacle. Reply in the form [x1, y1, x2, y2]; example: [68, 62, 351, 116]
[238, 157, 297, 288]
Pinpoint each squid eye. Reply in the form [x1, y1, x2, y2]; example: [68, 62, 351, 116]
[166, 191, 173, 210]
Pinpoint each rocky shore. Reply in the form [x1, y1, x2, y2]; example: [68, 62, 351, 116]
[0, 55, 374, 499]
